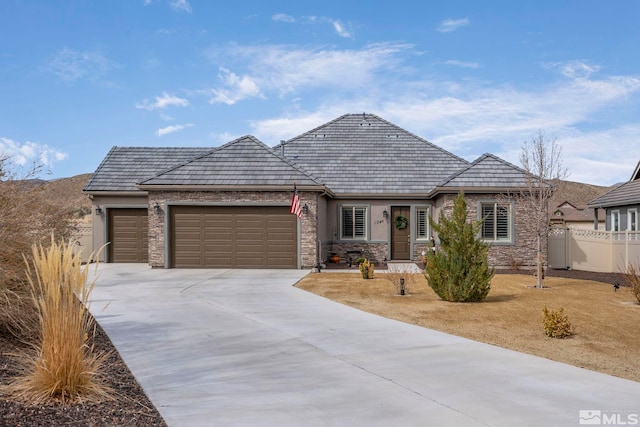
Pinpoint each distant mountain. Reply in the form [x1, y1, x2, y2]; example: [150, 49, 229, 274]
[8, 173, 94, 220]
[45, 173, 93, 218]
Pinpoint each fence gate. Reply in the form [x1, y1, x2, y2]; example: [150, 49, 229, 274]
[548, 227, 569, 269]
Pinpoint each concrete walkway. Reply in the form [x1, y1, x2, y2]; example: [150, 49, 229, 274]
[88, 264, 640, 427]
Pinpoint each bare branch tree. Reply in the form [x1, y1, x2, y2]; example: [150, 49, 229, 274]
[519, 131, 568, 288]
[0, 153, 75, 336]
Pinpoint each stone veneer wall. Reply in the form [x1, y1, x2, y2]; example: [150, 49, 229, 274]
[436, 193, 542, 268]
[147, 190, 318, 269]
[322, 242, 389, 265]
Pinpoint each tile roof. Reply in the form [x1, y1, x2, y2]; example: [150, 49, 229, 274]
[83, 146, 211, 192]
[274, 113, 470, 195]
[139, 135, 320, 187]
[85, 113, 533, 196]
[587, 178, 640, 208]
[436, 153, 531, 190]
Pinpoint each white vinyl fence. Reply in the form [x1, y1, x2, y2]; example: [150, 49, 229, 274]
[72, 223, 94, 264]
[548, 227, 640, 273]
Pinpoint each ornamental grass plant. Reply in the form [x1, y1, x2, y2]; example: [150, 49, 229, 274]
[6, 236, 111, 403]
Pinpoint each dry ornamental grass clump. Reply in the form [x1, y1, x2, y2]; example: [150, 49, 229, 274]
[5, 237, 111, 404]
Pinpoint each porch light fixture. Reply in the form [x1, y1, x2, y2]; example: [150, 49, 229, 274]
[95, 206, 103, 215]
[153, 202, 161, 215]
[302, 204, 309, 215]
[383, 209, 389, 219]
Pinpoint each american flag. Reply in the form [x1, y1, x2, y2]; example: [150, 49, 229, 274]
[290, 185, 302, 218]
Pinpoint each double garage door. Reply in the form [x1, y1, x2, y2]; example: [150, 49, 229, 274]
[169, 206, 298, 268]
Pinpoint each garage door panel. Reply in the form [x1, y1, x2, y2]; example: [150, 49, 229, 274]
[170, 205, 297, 268]
[108, 208, 148, 263]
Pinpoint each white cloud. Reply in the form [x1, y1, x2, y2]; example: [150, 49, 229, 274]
[210, 132, 240, 144]
[136, 92, 189, 110]
[208, 68, 262, 105]
[145, 0, 191, 12]
[436, 18, 470, 33]
[270, 14, 353, 37]
[156, 123, 194, 137]
[169, 0, 191, 13]
[445, 59, 479, 69]
[272, 13, 295, 23]
[206, 42, 412, 100]
[545, 60, 599, 79]
[330, 19, 352, 38]
[0, 137, 67, 169]
[47, 48, 115, 82]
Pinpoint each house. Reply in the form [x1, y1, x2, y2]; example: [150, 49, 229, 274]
[587, 160, 640, 232]
[84, 113, 539, 269]
[550, 201, 606, 230]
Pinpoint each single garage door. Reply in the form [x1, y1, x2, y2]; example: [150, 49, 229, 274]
[108, 208, 148, 263]
[170, 206, 297, 268]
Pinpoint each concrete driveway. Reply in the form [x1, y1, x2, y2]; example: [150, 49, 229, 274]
[89, 264, 640, 427]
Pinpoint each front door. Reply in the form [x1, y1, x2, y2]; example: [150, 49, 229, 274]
[391, 206, 411, 260]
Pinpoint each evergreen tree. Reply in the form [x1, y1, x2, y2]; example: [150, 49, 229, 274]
[425, 192, 494, 302]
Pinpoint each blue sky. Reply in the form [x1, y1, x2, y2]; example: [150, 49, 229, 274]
[1, 1, 640, 185]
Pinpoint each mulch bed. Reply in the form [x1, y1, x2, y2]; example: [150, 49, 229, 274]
[0, 322, 167, 427]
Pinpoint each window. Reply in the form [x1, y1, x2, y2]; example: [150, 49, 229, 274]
[416, 207, 430, 239]
[628, 209, 637, 231]
[480, 202, 512, 243]
[341, 206, 367, 240]
[612, 210, 620, 232]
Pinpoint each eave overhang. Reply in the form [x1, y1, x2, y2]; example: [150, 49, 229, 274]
[136, 183, 333, 195]
[427, 186, 531, 198]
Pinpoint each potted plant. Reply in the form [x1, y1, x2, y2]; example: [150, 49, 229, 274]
[329, 253, 341, 263]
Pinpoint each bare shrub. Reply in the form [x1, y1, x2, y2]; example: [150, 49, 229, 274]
[6, 237, 111, 403]
[386, 264, 421, 295]
[507, 255, 524, 271]
[622, 263, 640, 304]
[541, 305, 574, 338]
[0, 159, 77, 336]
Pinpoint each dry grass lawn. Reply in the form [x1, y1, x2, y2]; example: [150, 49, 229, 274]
[296, 272, 640, 383]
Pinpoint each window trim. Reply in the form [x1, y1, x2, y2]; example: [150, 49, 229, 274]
[339, 204, 369, 241]
[478, 200, 514, 244]
[612, 210, 620, 232]
[415, 206, 431, 240]
[628, 208, 637, 232]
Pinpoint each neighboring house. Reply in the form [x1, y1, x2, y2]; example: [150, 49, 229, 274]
[550, 201, 606, 230]
[587, 160, 640, 232]
[84, 113, 539, 269]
